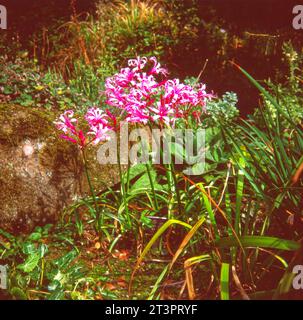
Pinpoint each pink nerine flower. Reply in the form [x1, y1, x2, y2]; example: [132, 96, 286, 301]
[88, 123, 110, 145]
[104, 56, 212, 126]
[55, 110, 87, 148]
[150, 99, 175, 126]
[86, 107, 112, 144]
[55, 56, 213, 147]
[55, 108, 115, 148]
[128, 56, 148, 72]
[55, 110, 77, 134]
[149, 56, 168, 76]
[85, 107, 109, 127]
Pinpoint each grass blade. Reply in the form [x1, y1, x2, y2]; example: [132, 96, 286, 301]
[129, 219, 192, 296]
[216, 236, 300, 251]
[220, 263, 230, 300]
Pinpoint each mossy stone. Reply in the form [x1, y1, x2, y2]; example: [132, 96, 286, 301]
[0, 104, 120, 234]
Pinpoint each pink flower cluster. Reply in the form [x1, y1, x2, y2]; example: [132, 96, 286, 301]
[105, 56, 212, 126]
[55, 56, 213, 147]
[55, 108, 113, 148]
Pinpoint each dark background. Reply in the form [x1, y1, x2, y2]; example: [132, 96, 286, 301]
[2, 0, 299, 34]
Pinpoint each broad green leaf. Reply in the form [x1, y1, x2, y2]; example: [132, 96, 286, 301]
[27, 232, 42, 241]
[216, 236, 300, 251]
[10, 287, 27, 300]
[48, 290, 65, 300]
[235, 169, 244, 235]
[54, 250, 78, 269]
[220, 263, 230, 300]
[18, 252, 40, 273]
[21, 242, 36, 255]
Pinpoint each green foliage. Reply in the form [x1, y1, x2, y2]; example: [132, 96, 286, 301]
[0, 1, 203, 112]
[223, 64, 303, 224]
[0, 225, 85, 300]
[1, 0, 303, 300]
[0, 55, 102, 111]
[204, 92, 239, 127]
[255, 42, 303, 127]
[41, 0, 201, 80]
[129, 66, 303, 300]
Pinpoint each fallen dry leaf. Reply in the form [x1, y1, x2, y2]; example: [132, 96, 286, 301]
[94, 242, 101, 250]
[112, 249, 130, 261]
[104, 283, 116, 291]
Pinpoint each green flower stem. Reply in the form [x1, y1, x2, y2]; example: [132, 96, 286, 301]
[137, 124, 159, 211]
[117, 137, 131, 229]
[170, 161, 182, 216]
[150, 125, 180, 215]
[81, 149, 102, 233]
[145, 161, 159, 211]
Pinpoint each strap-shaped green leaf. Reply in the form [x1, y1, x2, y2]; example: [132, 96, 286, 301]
[216, 236, 300, 251]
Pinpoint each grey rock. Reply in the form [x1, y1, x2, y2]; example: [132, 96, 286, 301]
[0, 104, 119, 233]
